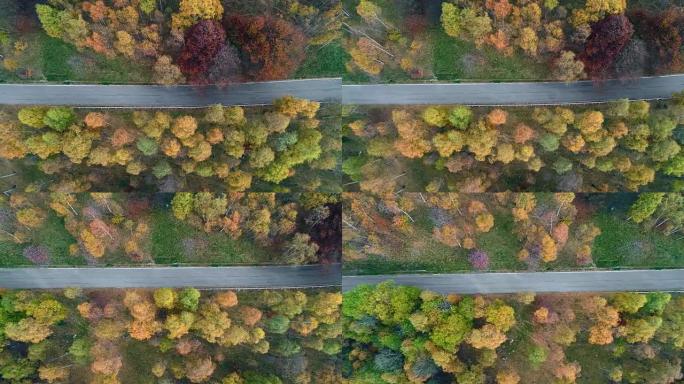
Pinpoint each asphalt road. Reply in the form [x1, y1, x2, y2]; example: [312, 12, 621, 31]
[0, 264, 341, 289]
[342, 269, 684, 294]
[0, 78, 341, 107]
[3, 75, 684, 107]
[342, 75, 684, 105]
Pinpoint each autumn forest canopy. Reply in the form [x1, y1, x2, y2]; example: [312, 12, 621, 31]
[343, 282, 684, 384]
[0, 192, 341, 267]
[3, 0, 684, 83]
[0, 0, 342, 83]
[0, 287, 343, 383]
[3, 1, 684, 384]
[346, 0, 684, 82]
[343, 192, 684, 274]
[343, 96, 684, 193]
[0, 98, 341, 193]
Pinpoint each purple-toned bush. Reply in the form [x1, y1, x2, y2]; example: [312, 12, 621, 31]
[23, 245, 49, 265]
[468, 249, 489, 270]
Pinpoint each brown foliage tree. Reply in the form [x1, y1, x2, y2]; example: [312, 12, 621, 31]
[225, 15, 306, 80]
[580, 14, 634, 79]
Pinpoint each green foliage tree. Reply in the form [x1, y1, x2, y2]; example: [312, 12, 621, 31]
[448, 106, 473, 130]
[628, 193, 664, 223]
[612, 293, 647, 314]
[179, 287, 201, 312]
[43, 107, 75, 132]
[136, 137, 159, 156]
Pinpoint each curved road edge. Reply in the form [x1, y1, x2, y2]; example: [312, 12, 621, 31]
[342, 269, 684, 294]
[0, 263, 342, 289]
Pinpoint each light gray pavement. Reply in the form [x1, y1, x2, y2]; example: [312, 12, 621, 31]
[341, 75, 684, 105]
[0, 263, 341, 289]
[342, 269, 684, 294]
[0, 78, 341, 107]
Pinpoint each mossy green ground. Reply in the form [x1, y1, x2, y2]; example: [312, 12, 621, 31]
[3, 29, 346, 83]
[38, 33, 152, 83]
[149, 211, 271, 266]
[296, 42, 349, 79]
[0, 209, 272, 267]
[592, 213, 684, 269]
[344, 210, 684, 275]
[430, 29, 549, 82]
[0, 212, 79, 266]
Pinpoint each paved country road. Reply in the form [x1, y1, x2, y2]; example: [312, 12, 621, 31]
[342, 269, 684, 294]
[0, 264, 341, 289]
[0, 78, 341, 107]
[342, 75, 684, 105]
[3, 75, 684, 107]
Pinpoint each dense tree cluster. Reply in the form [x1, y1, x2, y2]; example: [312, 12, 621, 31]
[344, 193, 610, 270]
[171, 192, 337, 264]
[346, 0, 433, 79]
[23, 0, 340, 83]
[345, 0, 684, 81]
[343, 282, 684, 383]
[0, 192, 340, 266]
[628, 193, 684, 238]
[0, 287, 342, 383]
[343, 96, 684, 192]
[511, 193, 600, 266]
[0, 98, 340, 192]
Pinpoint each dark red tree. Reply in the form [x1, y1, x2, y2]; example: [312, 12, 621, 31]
[579, 14, 634, 79]
[178, 19, 227, 82]
[629, 7, 684, 74]
[225, 14, 306, 81]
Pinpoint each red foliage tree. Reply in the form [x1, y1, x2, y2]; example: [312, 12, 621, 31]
[579, 14, 634, 79]
[225, 14, 306, 81]
[178, 19, 227, 82]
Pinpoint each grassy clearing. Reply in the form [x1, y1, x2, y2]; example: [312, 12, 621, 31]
[0, 212, 80, 267]
[149, 211, 271, 265]
[477, 213, 526, 270]
[1, 209, 275, 267]
[345, 207, 684, 275]
[593, 213, 684, 269]
[37, 31, 152, 83]
[296, 42, 348, 78]
[431, 28, 549, 81]
[39, 33, 77, 81]
[344, 211, 524, 274]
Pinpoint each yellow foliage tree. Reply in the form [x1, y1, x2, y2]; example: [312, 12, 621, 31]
[172, 0, 224, 30]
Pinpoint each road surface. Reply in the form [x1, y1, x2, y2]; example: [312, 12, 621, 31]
[342, 75, 684, 105]
[0, 78, 341, 107]
[3, 75, 684, 107]
[0, 264, 341, 289]
[342, 269, 684, 294]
